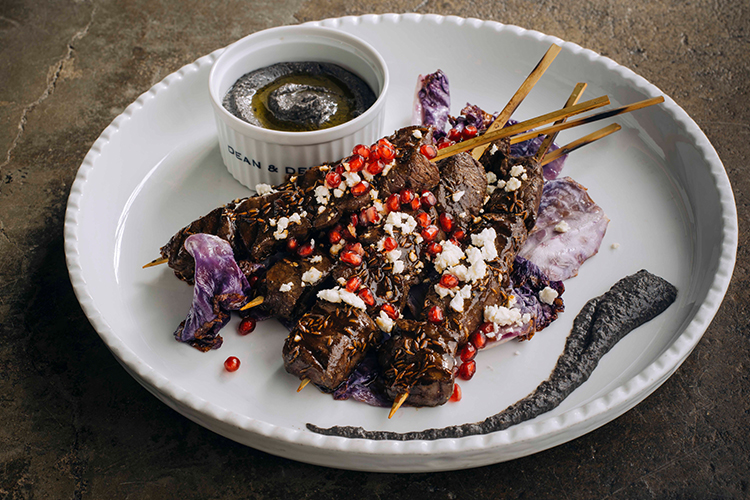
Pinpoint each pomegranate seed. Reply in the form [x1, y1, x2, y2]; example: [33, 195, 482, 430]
[286, 237, 298, 252]
[421, 225, 439, 241]
[353, 144, 370, 159]
[369, 147, 381, 161]
[452, 229, 466, 242]
[469, 330, 487, 350]
[351, 181, 370, 197]
[248, 275, 259, 287]
[426, 242, 442, 256]
[447, 128, 462, 142]
[358, 287, 375, 306]
[363, 206, 380, 224]
[377, 138, 394, 148]
[351, 214, 361, 227]
[383, 236, 397, 252]
[381, 303, 398, 320]
[458, 360, 476, 380]
[427, 305, 444, 323]
[238, 317, 256, 336]
[439, 274, 459, 288]
[479, 322, 495, 335]
[460, 343, 477, 362]
[437, 138, 455, 150]
[297, 242, 314, 257]
[346, 276, 362, 293]
[421, 190, 437, 208]
[340, 250, 362, 266]
[416, 212, 431, 227]
[462, 125, 478, 140]
[399, 189, 414, 204]
[328, 226, 343, 244]
[439, 213, 454, 232]
[348, 155, 365, 173]
[377, 144, 396, 161]
[346, 242, 365, 256]
[224, 356, 240, 372]
[335, 164, 346, 174]
[366, 160, 384, 175]
[419, 144, 437, 160]
[450, 383, 462, 402]
[385, 194, 401, 212]
[325, 171, 342, 188]
[410, 198, 421, 211]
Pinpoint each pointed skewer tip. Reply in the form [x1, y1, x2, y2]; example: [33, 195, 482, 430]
[142, 257, 168, 269]
[389, 392, 409, 419]
[240, 296, 264, 311]
[297, 378, 311, 392]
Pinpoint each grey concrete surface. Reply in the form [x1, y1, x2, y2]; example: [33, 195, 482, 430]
[1, 0, 748, 498]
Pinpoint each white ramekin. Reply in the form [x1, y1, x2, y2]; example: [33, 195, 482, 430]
[208, 25, 389, 191]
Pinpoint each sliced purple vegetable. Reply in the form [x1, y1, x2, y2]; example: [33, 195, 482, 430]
[518, 177, 609, 281]
[412, 70, 451, 138]
[174, 234, 252, 351]
[333, 352, 391, 407]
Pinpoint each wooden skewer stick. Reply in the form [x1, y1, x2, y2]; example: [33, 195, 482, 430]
[434, 95, 610, 162]
[540, 123, 622, 166]
[239, 295, 265, 311]
[297, 378, 311, 392]
[142, 257, 168, 269]
[509, 96, 665, 145]
[535, 82, 587, 162]
[389, 392, 409, 419]
[472, 44, 562, 160]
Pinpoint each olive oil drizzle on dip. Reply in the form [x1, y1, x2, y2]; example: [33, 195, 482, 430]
[223, 62, 377, 132]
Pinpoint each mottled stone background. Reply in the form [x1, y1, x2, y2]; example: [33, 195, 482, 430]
[1, 0, 748, 498]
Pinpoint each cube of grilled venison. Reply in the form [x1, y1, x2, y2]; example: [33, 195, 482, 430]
[434, 152, 487, 219]
[262, 252, 336, 320]
[283, 301, 380, 391]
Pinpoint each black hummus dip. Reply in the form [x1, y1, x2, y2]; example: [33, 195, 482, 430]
[307, 269, 677, 440]
[223, 62, 377, 132]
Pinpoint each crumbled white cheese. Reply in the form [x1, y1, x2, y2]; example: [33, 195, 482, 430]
[273, 217, 289, 240]
[288, 213, 302, 224]
[268, 218, 277, 227]
[414, 234, 424, 244]
[408, 251, 417, 262]
[314, 185, 331, 206]
[385, 249, 401, 264]
[330, 242, 344, 255]
[504, 177, 522, 192]
[449, 264, 469, 282]
[412, 129, 423, 139]
[343, 171, 361, 188]
[496, 179, 506, 189]
[490, 143, 499, 155]
[369, 189, 379, 201]
[433, 240, 465, 273]
[279, 282, 293, 292]
[376, 310, 395, 333]
[434, 283, 452, 298]
[382, 160, 394, 176]
[294, 334, 302, 342]
[337, 277, 347, 286]
[514, 351, 521, 356]
[484, 304, 523, 327]
[392, 260, 405, 274]
[385, 211, 418, 236]
[255, 183, 275, 196]
[539, 286, 558, 305]
[486, 171, 498, 184]
[554, 220, 570, 233]
[318, 206, 326, 214]
[471, 227, 498, 261]
[317, 286, 366, 310]
[487, 184, 497, 194]
[452, 191, 465, 202]
[362, 170, 374, 182]
[521, 173, 528, 181]
[510, 165, 526, 177]
[611, 242, 620, 249]
[449, 285, 472, 312]
[301, 268, 323, 285]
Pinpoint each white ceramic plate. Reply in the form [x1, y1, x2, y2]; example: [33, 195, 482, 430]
[64, 15, 736, 472]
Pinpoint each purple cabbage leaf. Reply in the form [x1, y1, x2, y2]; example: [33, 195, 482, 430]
[412, 70, 450, 139]
[518, 177, 609, 282]
[174, 233, 252, 351]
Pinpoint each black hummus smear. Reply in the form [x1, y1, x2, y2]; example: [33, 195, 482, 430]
[223, 62, 376, 132]
[306, 269, 677, 440]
